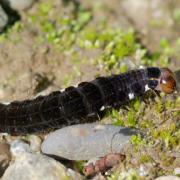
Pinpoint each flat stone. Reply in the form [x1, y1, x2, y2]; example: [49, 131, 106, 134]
[41, 123, 138, 160]
[0, 6, 8, 33]
[155, 176, 180, 180]
[2, 140, 83, 180]
[2, 0, 34, 11]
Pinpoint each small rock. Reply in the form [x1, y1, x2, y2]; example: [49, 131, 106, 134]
[0, 6, 8, 33]
[174, 167, 180, 176]
[28, 135, 42, 152]
[41, 123, 138, 160]
[2, 140, 83, 180]
[2, 0, 34, 11]
[155, 176, 180, 180]
[10, 140, 31, 156]
[0, 142, 11, 177]
[92, 174, 106, 180]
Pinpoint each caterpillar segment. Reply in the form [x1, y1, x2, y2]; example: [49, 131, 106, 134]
[0, 67, 176, 135]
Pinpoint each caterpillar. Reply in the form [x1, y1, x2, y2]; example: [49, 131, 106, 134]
[0, 67, 176, 135]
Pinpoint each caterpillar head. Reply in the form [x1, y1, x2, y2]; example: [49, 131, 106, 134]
[155, 68, 176, 94]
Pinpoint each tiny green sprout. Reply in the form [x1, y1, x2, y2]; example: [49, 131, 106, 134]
[159, 56, 169, 67]
[139, 154, 153, 163]
[107, 170, 121, 180]
[12, 22, 24, 32]
[149, 19, 165, 28]
[73, 161, 85, 173]
[74, 10, 92, 32]
[135, 48, 147, 61]
[28, 15, 38, 23]
[160, 38, 169, 49]
[159, 127, 178, 148]
[176, 38, 180, 46]
[127, 111, 137, 127]
[111, 109, 124, 126]
[133, 99, 141, 112]
[0, 21, 23, 42]
[119, 63, 128, 73]
[131, 134, 145, 146]
[63, 74, 74, 88]
[155, 100, 164, 113]
[39, 3, 53, 16]
[160, 38, 174, 56]
[140, 120, 154, 129]
[173, 8, 180, 22]
[0, 34, 7, 43]
[114, 169, 139, 180]
[78, 28, 98, 49]
[94, 29, 137, 71]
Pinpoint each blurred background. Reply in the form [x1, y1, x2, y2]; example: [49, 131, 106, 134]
[0, 0, 179, 101]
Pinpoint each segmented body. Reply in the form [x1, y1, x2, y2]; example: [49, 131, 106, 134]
[0, 67, 175, 135]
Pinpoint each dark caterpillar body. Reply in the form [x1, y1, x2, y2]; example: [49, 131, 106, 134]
[0, 67, 176, 135]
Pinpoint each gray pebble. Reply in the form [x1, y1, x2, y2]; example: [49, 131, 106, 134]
[0, 6, 8, 33]
[28, 135, 42, 152]
[10, 140, 31, 156]
[41, 123, 138, 160]
[2, 0, 34, 11]
[2, 140, 83, 180]
[155, 176, 180, 180]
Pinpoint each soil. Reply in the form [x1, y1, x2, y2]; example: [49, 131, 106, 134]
[0, 0, 179, 102]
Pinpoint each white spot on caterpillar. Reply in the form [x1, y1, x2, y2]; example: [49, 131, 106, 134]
[128, 93, 134, 100]
[145, 84, 150, 92]
[60, 89, 65, 93]
[162, 80, 167, 84]
[139, 65, 144, 69]
[100, 106, 105, 111]
[74, 84, 78, 88]
[1, 102, 10, 105]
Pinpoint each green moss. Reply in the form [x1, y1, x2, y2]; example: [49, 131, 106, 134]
[73, 161, 85, 174]
[109, 169, 140, 180]
[98, 29, 137, 71]
[62, 74, 74, 87]
[149, 19, 165, 28]
[111, 109, 124, 126]
[131, 135, 145, 146]
[39, 3, 53, 16]
[127, 111, 137, 128]
[173, 8, 180, 22]
[27, 2, 93, 52]
[139, 154, 153, 163]
[151, 123, 179, 149]
[0, 21, 24, 43]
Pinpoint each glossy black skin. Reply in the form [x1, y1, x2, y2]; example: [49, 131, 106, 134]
[0, 67, 174, 135]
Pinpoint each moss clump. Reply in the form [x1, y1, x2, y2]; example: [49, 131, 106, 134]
[139, 154, 153, 164]
[131, 135, 145, 146]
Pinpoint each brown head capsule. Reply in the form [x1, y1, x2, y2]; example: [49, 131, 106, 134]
[155, 68, 176, 94]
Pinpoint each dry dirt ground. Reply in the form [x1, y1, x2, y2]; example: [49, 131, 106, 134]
[0, 0, 179, 101]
